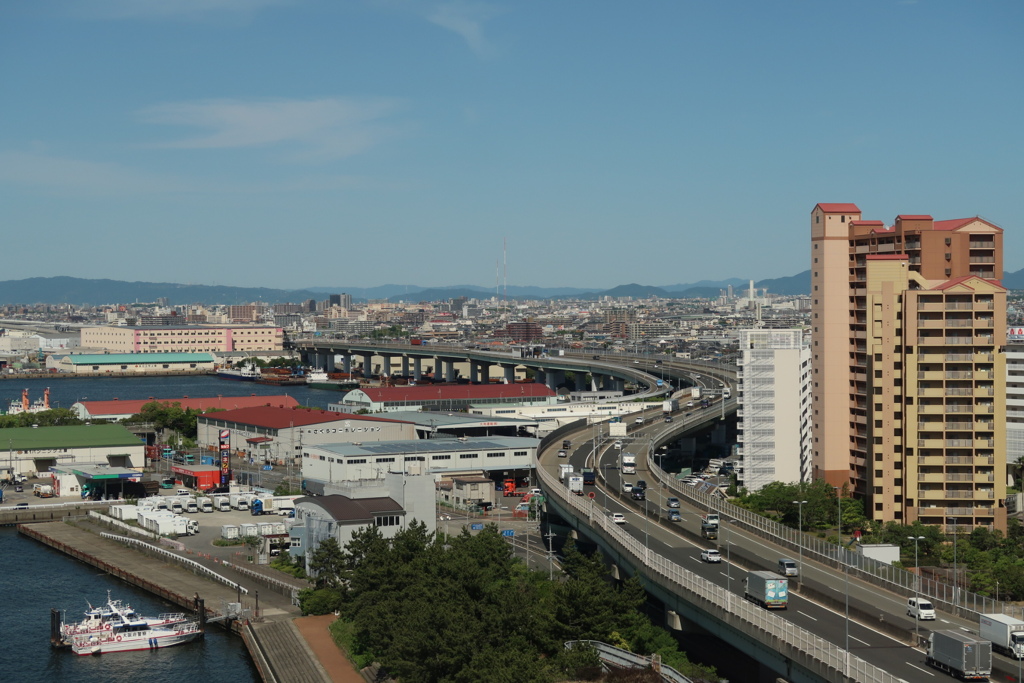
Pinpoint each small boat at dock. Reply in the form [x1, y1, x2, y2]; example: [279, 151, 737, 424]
[54, 593, 202, 655]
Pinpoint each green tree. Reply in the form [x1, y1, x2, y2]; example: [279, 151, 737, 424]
[308, 537, 346, 589]
[0, 408, 86, 429]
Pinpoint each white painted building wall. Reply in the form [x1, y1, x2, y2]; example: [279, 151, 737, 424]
[736, 329, 812, 492]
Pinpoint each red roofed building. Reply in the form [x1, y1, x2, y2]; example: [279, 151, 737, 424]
[338, 383, 558, 412]
[196, 405, 417, 462]
[72, 394, 300, 421]
[811, 203, 1006, 532]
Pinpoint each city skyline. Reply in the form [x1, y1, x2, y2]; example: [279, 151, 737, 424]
[2, 1, 1020, 289]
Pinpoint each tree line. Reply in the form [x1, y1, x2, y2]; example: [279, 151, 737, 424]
[299, 523, 719, 683]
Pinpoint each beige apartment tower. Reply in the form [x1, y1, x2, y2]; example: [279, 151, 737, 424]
[811, 204, 1006, 531]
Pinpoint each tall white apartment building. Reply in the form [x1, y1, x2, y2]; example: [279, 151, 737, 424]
[1007, 336, 1024, 470]
[736, 329, 812, 492]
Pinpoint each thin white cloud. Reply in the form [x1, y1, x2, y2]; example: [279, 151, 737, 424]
[427, 1, 499, 57]
[0, 151, 191, 195]
[138, 97, 407, 161]
[76, 0, 293, 20]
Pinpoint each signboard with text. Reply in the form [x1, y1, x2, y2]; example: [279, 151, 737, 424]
[219, 429, 231, 485]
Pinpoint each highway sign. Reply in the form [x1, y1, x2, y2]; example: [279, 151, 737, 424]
[501, 529, 515, 537]
[471, 523, 483, 531]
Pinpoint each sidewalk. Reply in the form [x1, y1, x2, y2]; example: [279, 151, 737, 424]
[293, 614, 365, 683]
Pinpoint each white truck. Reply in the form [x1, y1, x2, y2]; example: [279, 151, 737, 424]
[198, 497, 214, 513]
[691, 386, 701, 399]
[926, 630, 991, 679]
[229, 493, 251, 511]
[169, 498, 185, 514]
[184, 497, 199, 513]
[213, 495, 231, 512]
[619, 453, 637, 475]
[980, 613, 1024, 659]
[662, 398, 678, 413]
[558, 463, 573, 482]
[567, 475, 584, 496]
[273, 497, 296, 516]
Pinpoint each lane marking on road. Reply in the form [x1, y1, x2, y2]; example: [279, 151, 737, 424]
[849, 635, 869, 646]
[797, 611, 817, 621]
[906, 663, 934, 676]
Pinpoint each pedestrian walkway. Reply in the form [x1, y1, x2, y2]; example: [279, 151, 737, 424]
[293, 615, 365, 683]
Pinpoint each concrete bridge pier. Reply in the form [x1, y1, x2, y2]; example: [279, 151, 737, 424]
[325, 353, 336, 372]
[382, 356, 392, 378]
[469, 362, 479, 384]
[575, 372, 588, 392]
[362, 355, 372, 377]
[444, 360, 456, 382]
[342, 354, 352, 374]
[478, 361, 490, 383]
[503, 365, 516, 384]
[413, 357, 422, 381]
[534, 369, 546, 386]
[548, 369, 565, 391]
[401, 356, 409, 377]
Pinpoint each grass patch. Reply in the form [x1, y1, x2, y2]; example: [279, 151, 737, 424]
[213, 538, 244, 547]
[328, 617, 374, 670]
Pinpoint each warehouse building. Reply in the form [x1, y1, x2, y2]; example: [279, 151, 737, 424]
[197, 405, 416, 464]
[336, 383, 557, 413]
[0, 424, 145, 481]
[80, 324, 284, 353]
[301, 436, 539, 483]
[55, 352, 215, 376]
[72, 394, 299, 421]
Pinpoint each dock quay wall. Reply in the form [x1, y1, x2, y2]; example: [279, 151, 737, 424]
[0, 500, 111, 526]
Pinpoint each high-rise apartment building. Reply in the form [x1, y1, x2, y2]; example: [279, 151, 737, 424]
[736, 329, 812, 492]
[811, 204, 1006, 531]
[1006, 336, 1024, 471]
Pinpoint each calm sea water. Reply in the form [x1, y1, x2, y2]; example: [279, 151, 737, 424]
[1, 375, 334, 680]
[0, 374, 341, 413]
[1, 527, 259, 682]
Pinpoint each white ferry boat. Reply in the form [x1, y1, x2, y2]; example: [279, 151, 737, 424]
[60, 594, 188, 641]
[71, 618, 202, 655]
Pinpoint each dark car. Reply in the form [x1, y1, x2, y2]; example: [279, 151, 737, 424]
[636, 480, 647, 490]
[477, 501, 493, 512]
[631, 487, 646, 500]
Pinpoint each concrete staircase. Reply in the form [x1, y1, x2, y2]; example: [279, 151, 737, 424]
[250, 620, 332, 683]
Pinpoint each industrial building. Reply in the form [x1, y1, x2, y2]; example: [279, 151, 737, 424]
[80, 324, 284, 353]
[72, 394, 299, 421]
[301, 436, 540, 483]
[810, 204, 1006, 531]
[290, 472, 435, 574]
[336, 383, 557, 413]
[196, 405, 417, 464]
[0, 424, 145, 481]
[54, 352, 215, 376]
[325, 409, 540, 439]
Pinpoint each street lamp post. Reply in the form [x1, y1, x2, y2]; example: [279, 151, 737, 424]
[950, 517, 957, 610]
[792, 499, 807, 587]
[909, 535, 926, 648]
[835, 487, 849, 671]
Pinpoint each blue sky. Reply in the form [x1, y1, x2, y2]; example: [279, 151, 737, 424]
[2, 0, 1021, 290]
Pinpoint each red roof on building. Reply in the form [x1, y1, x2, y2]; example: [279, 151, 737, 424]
[79, 395, 299, 416]
[866, 254, 908, 260]
[931, 275, 1006, 292]
[933, 217, 1002, 232]
[897, 214, 933, 221]
[201, 405, 410, 429]
[815, 203, 861, 213]
[357, 383, 556, 402]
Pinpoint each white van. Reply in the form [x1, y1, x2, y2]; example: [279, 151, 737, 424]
[778, 558, 799, 577]
[907, 597, 936, 620]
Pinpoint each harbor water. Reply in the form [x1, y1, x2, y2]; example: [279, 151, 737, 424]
[2, 375, 331, 680]
[0, 526, 259, 682]
[0, 374, 343, 413]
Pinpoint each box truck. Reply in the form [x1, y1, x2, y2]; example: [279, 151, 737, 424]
[567, 475, 584, 496]
[744, 571, 788, 610]
[979, 613, 1024, 659]
[558, 463, 573, 481]
[198, 497, 214, 513]
[229, 493, 250, 511]
[662, 399, 678, 413]
[213, 495, 231, 512]
[926, 630, 991, 680]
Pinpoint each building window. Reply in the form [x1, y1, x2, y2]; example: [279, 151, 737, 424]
[513, 451, 528, 457]
[460, 453, 479, 459]
[487, 452, 504, 458]
[431, 454, 451, 461]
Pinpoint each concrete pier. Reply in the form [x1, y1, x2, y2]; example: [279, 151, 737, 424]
[20, 521, 336, 683]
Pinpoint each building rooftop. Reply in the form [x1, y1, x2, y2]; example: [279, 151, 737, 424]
[381, 411, 539, 428]
[296, 495, 403, 522]
[65, 353, 215, 365]
[3, 424, 142, 450]
[312, 436, 541, 457]
[353, 384, 555, 402]
[933, 217, 1002, 232]
[199, 405, 410, 429]
[52, 464, 141, 480]
[816, 203, 861, 213]
[77, 395, 299, 416]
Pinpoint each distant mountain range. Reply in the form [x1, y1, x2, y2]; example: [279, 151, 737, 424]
[0, 268, 1020, 306]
